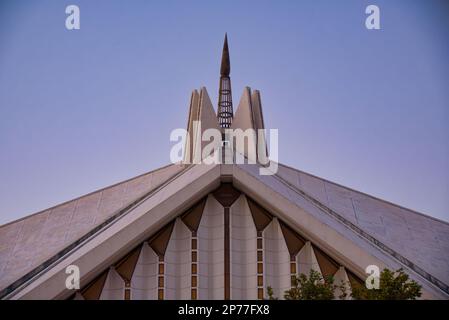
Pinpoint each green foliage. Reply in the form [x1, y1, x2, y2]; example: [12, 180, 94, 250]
[351, 268, 422, 300]
[266, 267, 421, 300]
[267, 269, 347, 300]
[266, 286, 278, 300]
[284, 270, 335, 300]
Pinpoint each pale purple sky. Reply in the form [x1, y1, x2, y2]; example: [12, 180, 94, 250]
[0, 0, 448, 225]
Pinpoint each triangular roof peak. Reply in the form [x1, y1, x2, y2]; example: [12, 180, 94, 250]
[3, 162, 448, 299]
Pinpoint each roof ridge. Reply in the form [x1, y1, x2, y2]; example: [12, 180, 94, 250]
[0, 164, 193, 299]
[277, 162, 449, 226]
[0, 163, 178, 229]
[271, 167, 449, 295]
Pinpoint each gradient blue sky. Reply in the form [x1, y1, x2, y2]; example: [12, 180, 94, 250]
[0, 0, 448, 225]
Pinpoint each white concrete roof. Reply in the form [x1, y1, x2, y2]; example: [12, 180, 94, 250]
[273, 163, 449, 290]
[1, 161, 448, 297]
[0, 164, 185, 291]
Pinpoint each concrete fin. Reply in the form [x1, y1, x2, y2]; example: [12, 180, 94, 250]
[312, 244, 339, 278]
[231, 87, 268, 162]
[188, 87, 221, 164]
[181, 197, 207, 232]
[131, 242, 159, 300]
[251, 90, 268, 159]
[100, 267, 124, 300]
[250, 90, 265, 131]
[230, 195, 258, 299]
[334, 267, 352, 300]
[231, 87, 254, 131]
[81, 270, 108, 300]
[148, 221, 175, 258]
[279, 221, 306, 257]
[347, 269, 365, 291]
[247, 197, 273, 231]
[263, 218, 291, 299]
[199, 87, 220, 130]
[184, 90, 200, 163]
[296, 241, 322, 276]
[164, 218, 192, 300]
[73, 292, 85, 300]
[213, 183, 241, 207]
[115, 244, 142, 283]
[197, 194, 225, 300]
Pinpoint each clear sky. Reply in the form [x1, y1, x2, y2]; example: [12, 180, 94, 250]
[0, 0, 448, 225]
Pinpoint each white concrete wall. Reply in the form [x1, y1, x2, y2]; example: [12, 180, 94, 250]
[263, 218, 291, 299]
[230, 195, 257, 299]
[100, 267, 124, 300]
[333, 266, 352, 300]
[165, 218, 191, 300]
[197, 195, 225, 299]
[131, 242, 158, 300]
[297, 241, 322, 277]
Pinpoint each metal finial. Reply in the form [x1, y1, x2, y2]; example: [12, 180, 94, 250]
[220, 33, 230, 76]
[217, 34, 233, 128]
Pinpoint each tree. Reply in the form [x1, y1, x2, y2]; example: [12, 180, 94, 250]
[267, 267, 421, 300]
[351, 268, 422, 300]
[266, 286, 278, 300]
[267, 269, 347, 300]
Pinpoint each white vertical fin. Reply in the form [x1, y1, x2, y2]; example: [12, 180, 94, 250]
[183, 90, 200, 164]
[263, 218, 291, 299]
[230, 195, 257, 299]
[297, 241, 322, 277]
[231, 87, 268, 164]
[231, 87, 254, 131]
[186, 87, 221, 164]
[100, 267, 124, 300]
[165, 218, 192, 299]
[333, 266, 352, 300]
[251, 90, 268, 160]
[198, 87, 220, 131]
[73, 292, 85, 300]
[131, 242, 159, 300]
[197, 195, 225, 300]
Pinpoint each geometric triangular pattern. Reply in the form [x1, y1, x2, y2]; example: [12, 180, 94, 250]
[59, 184, 389, 301]
[333, 267, 352, 300]
[279, 221, 306, 257]
[181, 198, 207, 232]
[148, 221, 175, 258]
[297, 242, 322, 277]
[247, 197, 272, 232]
[115, 245, 142, 283]
[1, 77, 448, 300]
[99, 268, 124, 300]
[80, 270, 108, 300]
[68, 187, 373, 300]
[312, 244, 339, 278]
[131, 243, 159, 300]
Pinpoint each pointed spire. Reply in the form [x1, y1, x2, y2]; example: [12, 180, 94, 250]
[220, 33, 230, 76]
[218, 33, 233, 128]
